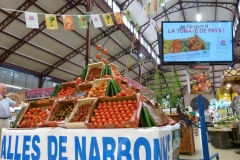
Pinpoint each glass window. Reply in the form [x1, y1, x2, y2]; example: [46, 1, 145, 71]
[26, 75, 34, 89]
[19, 73, 27, 88]
[107, 0, 112, 7]
[0, 68, 6, 83]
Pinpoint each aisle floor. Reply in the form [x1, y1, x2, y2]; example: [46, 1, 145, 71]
[179, 129, 240, 160]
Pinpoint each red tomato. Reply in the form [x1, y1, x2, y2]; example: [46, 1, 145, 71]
[98, 106, 102, 109]
[124, 117, 130, 121]
[121, 91, 127, 96]
[102, 119, 107, 123]
[98, 103, 103, 106]
[111, 115, 116, 119]
[94, 109, 99, 113]
[97, 119, 102, 123]
[91, 118, 96, 123]
[118, 118, 123, 122]
[95, 113, 100, 116]
[108, 102, 112, 105]
[128, 100, 133, 104]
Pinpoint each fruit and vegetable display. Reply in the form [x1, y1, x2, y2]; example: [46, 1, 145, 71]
[89, 81, 108, 97]
[86, 67, 102, 81]
[19, 107, 50, 128]
[217, 115, 239, 125]
[89, 100, 138, 125]
[50, 104, 74, 121]
[163, 35, 206, 54]
[69, 102, 92, 122]
[50, 84, 62, 97]
[190, 71, 211, 92]
[57, 86, 75, 97]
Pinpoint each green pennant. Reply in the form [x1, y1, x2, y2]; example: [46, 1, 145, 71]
[135, 23, 140, 32]
[124, 10, 132, 21]
[78, 15, 88, 29]
[159, 0, 164, 7]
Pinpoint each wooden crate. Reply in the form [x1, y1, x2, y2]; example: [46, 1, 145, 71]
[85, 93, 142, 129]
[57, 81, 76, 98]
[109, 63, 121, 77]
[72, 82, 93, 99]
[88, 78, 111, 98]
[179, 126, 195, 155]
[16, 101, 56, 128]
[65, 98, 96, 129]
[47, 98, 76, 127]
[85, 62, 105, 82]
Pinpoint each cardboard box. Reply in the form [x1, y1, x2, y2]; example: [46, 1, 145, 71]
[85, 93, 142, 128]
[65, 98, 96, 129]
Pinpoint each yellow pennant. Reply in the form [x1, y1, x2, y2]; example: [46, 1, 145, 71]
[45, 14, 58, 30]
[103, 14, 114, 26]
[146, 2, 150, 15]
[62, 15, 74, 30]
[114, 12, 123, 24]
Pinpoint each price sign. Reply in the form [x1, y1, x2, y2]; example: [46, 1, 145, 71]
[75, 92, 87, 97]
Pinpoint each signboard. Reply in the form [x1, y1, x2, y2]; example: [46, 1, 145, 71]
[0, 125, 179, 160]
[25, 87, 54, 100]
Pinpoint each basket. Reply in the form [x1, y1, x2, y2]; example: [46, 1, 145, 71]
[85, 62, 105, 82]
[65, 98, 96, 129]
[47, 98, 76, 127]
[85, 93, 142, 129]
[17, 101, 55, 128]
[88, 78, 111, 98]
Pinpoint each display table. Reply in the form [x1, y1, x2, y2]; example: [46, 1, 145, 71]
[0, 124, 180, 160]
[208, 127, 233, 149]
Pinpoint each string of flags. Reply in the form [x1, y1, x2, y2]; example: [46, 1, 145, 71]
[2, 0, 171, 31]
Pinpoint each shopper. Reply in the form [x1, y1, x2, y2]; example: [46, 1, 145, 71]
[0, 83, 20, 142]
[230, 84, 240, 154]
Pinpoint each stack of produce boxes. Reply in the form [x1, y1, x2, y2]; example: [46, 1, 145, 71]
[16, 62, 174, 129]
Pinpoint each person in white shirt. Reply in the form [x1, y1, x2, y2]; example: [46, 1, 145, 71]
[230, 84, 240, 154]
[0, 83, 20, 143]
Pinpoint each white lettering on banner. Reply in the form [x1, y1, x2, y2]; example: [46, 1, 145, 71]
[0, 125, 180, 160]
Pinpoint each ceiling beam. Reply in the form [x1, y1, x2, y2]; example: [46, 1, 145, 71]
[0, 0, 82, 66]
[0, 46, 78, 77]
[0, 0, 37, 32]
[121, 0, 134, 10]
[179, 0, 186, 21]
[139, 1, 238, 34]
[0, 7, 84, 70]
[1, 31, 83, 69]
[41, 25, 119, 77]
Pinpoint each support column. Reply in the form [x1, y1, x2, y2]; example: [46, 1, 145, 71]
[85, 0, 92, 66]
[38, 75, 45, 88]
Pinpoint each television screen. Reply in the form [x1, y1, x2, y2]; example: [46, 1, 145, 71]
[161, 21, 233, 64]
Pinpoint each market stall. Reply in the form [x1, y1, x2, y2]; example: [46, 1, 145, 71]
[0, 61, 180, 159]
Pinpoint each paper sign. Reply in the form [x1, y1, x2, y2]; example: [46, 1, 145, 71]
[124, 10, 132, 21]
[103, 13, 114, 26]
[150, 18, 156, 29]
[114, 12, 123, 24]
[91, 14, 103, 28]
[45, 14, 58, 30]
[62, 15, 74, 30]
[25, 12, 39, 28]
[78, 15, 88, 29]
[25, 87, 54, 100]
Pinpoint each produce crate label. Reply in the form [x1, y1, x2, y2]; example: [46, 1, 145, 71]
[25, 87, 54, 100]
[75, 92, 87, 97]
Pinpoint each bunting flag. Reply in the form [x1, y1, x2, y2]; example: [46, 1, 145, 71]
[135, 23, 140, 32]
[103, 13, 114, 26]
[25, 12, 39, 28]
[153, 0, 157, 11]
[124, 10, 132, 22]
[146, 2, 150, 15]
[62, 15, 74, 30]
[159, 0, 164, 7]
[150, 18, 156, 29]
[45, 14, 58, 30]
[115, 12, 123, 24]
[91, 14, 103, 28]
[78, 15, 88, 29]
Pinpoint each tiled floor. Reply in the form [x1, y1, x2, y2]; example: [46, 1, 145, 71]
[179, 129, 240, 160]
